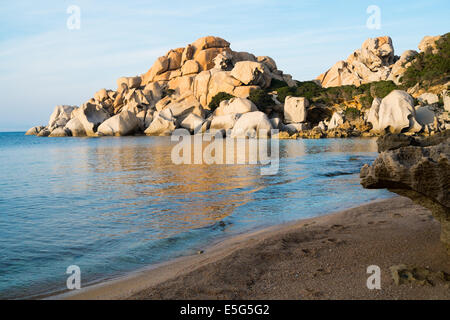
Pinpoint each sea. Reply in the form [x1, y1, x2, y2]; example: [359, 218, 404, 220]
[0, 132, 392, 299]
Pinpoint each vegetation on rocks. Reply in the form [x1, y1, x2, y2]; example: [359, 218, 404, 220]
[363, 81, 398, 99]
[248, 89, 273, 108]
[28, 34, 449, 140]
[268, 79, 289, 90]
[401, 32, 450, 89]
[273, 81, 323, 102]
[271, 80, 398, 109]
[294, 81, 327, 100]
[208, 92, 235, 112]
[344, 107, 361, 121]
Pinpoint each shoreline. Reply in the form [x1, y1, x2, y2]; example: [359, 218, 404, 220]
[49, 196, 450, 300]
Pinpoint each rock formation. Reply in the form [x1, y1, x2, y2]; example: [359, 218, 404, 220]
[28, 36, 300, 138]
[361, 131, 450, 253]
[387, 50, 418, 84]
[26, 34, 449, 140]
[97, 109, 140, 136]
[48, 105, 76, 132]
[366, 97, 382, 131]
[214, 98, 258, 116]
[317, 35, 443, 87]
[25, 126, 44, 136]
[418, 35, 443, 54]
[417, 93, 439, 105]
[283, 96, 308, 123]
[317, 36, 396, 87]
[328, 112, 345, 130]
[230, 111, 273, 138]
[375, 90, 422, 133]
[317, 33, 446, 88]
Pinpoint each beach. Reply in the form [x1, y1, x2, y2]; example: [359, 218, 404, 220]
[55, 196, 450, 300]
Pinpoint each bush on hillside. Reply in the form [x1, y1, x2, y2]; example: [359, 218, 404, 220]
[318, 85, 359, 105]
[272, 81, 323, 102]
[294, 81, 324, 99]
[317, 81, 397, 107]
[344, 107, 360, 121]
[265, 77, 397, 108]
[359, 94, 374, 109]
[401, 32, 450, 88]
[248, 89, 273, 108]
[268, 79, 289, 90]
[369, 80, 398, 98]
[208, 92, 234, 111]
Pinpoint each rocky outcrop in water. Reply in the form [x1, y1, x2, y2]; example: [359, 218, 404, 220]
[360, 131, 450, 252]
[27, 36, 299, 138]
[27, 34, 449, 139]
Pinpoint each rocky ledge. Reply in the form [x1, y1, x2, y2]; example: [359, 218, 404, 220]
[360, 130, 450, 252]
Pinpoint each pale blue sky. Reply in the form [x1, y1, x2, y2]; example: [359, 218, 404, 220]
[0, 0, 449, 131]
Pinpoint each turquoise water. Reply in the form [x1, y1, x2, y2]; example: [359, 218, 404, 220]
[0, 132, 392, 299]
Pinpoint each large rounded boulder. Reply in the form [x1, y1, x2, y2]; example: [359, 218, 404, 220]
[377, 90, 422, 133]
[48, 105, 77, 131]
[230, 111, 273, 138]
[97, 110, 140, 136]
[144, 110, 176, 136]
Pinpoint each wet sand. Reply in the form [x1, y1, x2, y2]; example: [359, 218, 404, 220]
[54, 196, 450, 300]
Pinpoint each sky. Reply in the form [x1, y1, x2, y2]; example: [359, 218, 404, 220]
[0, 0, 449, 131]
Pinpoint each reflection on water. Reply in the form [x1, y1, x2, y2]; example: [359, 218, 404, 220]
[0, 134, 389, 298]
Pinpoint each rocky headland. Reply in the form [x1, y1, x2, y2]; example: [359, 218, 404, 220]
[361, 130, 450, 252]
[26, 33, 450, 139]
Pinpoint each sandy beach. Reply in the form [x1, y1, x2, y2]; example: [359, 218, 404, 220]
[53, 196, 450, 300]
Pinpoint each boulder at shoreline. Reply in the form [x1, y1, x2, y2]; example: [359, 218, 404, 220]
[361, 130, 450, 252]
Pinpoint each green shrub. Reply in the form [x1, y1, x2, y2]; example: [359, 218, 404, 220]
[208, 92, 234, 111]
[270, 80, 396, 107]
[370, 80, 397, 98]
[317, 85, 359, 105]
[274, 86, 296, 103]
[340, 85, 359, 101]
[358, 83, 372, 94]
[268, 79, 288, 90]
[401, 32, 450, 89]
[294, 81, 324, 100]
[248, 89, 273, 108]
[359, 94, 374, 109]
[344, 107, 360, 121]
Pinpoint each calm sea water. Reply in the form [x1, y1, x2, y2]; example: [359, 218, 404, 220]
[0, 132, 392, 299]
